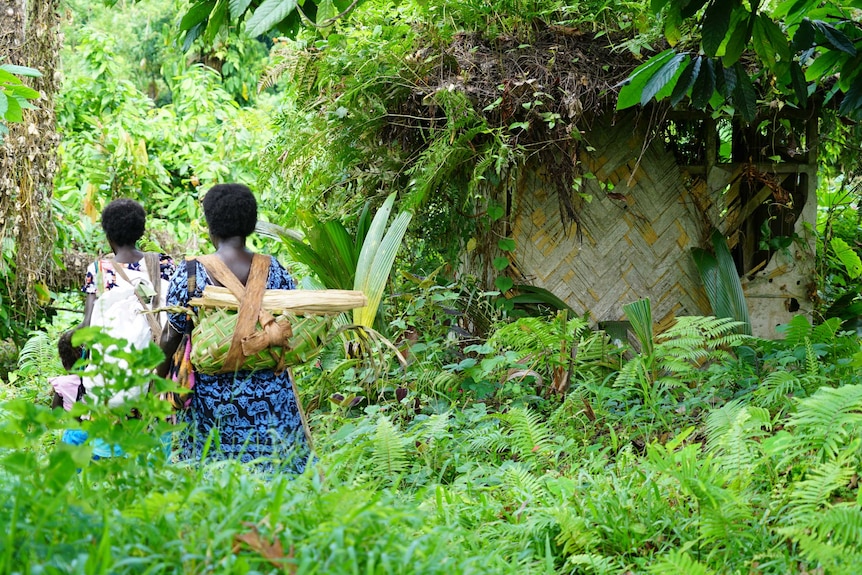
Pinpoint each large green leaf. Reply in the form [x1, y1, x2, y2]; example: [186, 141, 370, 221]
[692, 231, 751, 334]
[722, 15, 750, 66]
[790, 61, 809, 106]
[838, 74, 862, 119]
[4, 95, 21, 123]
[180, 1, 216, 31]
[641, 53, 686, 105]
[616, 50, 677, 110]
[701, 0, 733, 56]
[791, 17, 816, 51]
[732, 63, 757, 122]
[691, 57, 715, 109]
[670, 56, 701, 106]
[203, 0, 229, 44]
[245, 0, 297, 37]
[813, 20, 857, 55]
[229, 0, 253, 18]
[0, 64, 42, 77]
[0, 92, 7, 119]
[830, 237, 862, 279]
[623, 298, 653, 357]
[805, 49, 843, 82]
[353, 194, 412, 328]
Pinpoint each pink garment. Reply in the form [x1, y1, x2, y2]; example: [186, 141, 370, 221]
[49, 374, 82, 411]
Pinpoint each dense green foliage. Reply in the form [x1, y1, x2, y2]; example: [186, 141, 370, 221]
[2, 0, 862, 573]
[617, 0, 862, 121]
[4, 302, 862, 573]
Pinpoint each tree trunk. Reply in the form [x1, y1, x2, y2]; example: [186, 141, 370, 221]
[0, 0, 60, 327]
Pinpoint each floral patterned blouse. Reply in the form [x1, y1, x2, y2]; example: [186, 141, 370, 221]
[82, 253, 177, 294]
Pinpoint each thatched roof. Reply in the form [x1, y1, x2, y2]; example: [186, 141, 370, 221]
[392, 27, 658, 146]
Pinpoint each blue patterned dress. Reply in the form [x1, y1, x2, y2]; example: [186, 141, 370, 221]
[165, 256, 309, 473]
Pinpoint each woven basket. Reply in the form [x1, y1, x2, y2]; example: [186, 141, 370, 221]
[190, 308, 332, 374]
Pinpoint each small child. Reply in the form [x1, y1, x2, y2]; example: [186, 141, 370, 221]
[49, 330, 85, 411]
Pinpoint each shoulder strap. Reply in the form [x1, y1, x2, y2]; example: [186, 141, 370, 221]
[197, 254, 273, 372]
[196, 254, 248, 294]
[144, 252, 161, 304]
[110, 258, 162, 343]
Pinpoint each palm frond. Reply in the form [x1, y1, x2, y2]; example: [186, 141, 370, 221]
[623, 298, 653, 356]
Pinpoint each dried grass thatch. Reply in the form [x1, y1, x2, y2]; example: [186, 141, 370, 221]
[391, 27, 655, 147]
[189, 286, 368, 315]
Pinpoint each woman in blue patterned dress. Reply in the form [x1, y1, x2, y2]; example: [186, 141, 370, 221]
[157, 184, 309, 472]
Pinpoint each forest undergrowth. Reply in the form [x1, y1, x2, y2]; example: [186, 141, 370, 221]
[2, 304, 861, 574]
[2, 0, 862, 573]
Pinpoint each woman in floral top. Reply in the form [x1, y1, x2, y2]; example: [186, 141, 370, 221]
[81, 199, 176, 326]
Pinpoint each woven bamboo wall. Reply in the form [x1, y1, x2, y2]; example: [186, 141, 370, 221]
[509, 115, 714, 328]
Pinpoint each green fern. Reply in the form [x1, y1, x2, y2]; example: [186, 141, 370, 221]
[647, 549, 716, 575]
[786, 454, 858, 521]
[489, 315, 588, 354]
[17, 331, 62, 378]
[813, 505, 862, 548]
[779, 505, 862, 571]
[499, 463, 545, 502]
[753, 370, 809, 409]
[705, 399, 771, 477]
[552, 507, 597, 557]
[371, 417, 408, 481]
[786, 384, 862, 461]
[499, 407, 554, 463]
[566, 554, 622, 575]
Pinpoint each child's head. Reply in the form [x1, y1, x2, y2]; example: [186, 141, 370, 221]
[58, 330, 83, 371]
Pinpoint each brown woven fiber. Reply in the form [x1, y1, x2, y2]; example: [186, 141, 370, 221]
[190, 308, 332, 375]
[188, 254, 365, 374]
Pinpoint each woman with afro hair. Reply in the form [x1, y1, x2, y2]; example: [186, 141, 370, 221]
[158, 183, 309, 473]
[81, 198, 176, 328]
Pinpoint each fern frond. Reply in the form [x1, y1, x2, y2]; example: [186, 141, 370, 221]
[614, 357, 649, 389]
[647, 549, 717, 575]
[779, 514, 862, 573]
[17, 331, 61, 377]
[782, 314, 814, 347]
[811, 317, 842, 344]
[787, 384, 862, 460]
[787, 456, 857, 520]
[489, 316, 588, 354]
[371, 417, 407, 480]
[705, 400, 771, 476]
[499, 407, 553, 462]
[465, 421, 507, 454]
[499, 462, 545, 503]
[419, 412, 451, 447]
[552, 507, 597, 556]
[566, 554, 622, 575]
[753, 370, 806, 408]
[804, 338, 820, 378]
[813, 505, 862, 548]
[698, 499, 753, 548]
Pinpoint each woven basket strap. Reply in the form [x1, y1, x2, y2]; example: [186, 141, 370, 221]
[197, 254, 274, 372]
[110, 257, 162, 342]
[144, 252, 161, 306]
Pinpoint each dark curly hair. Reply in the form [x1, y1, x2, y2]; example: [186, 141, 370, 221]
[58, 330, 83, 371]
[202, 183, 258, 239]
[101, 199, 146, 247]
